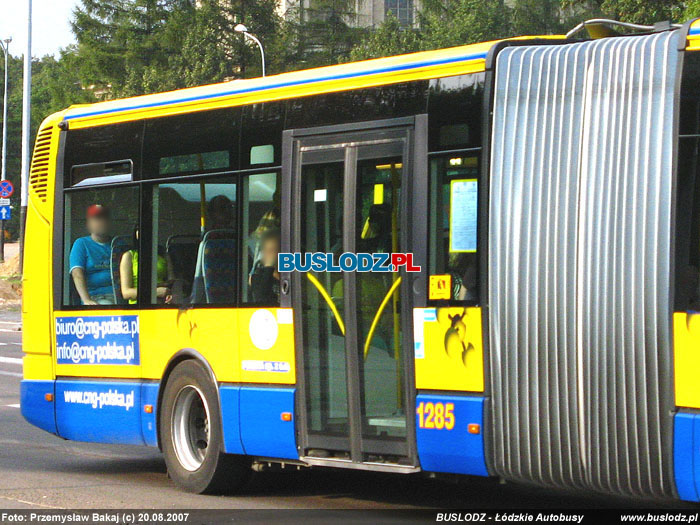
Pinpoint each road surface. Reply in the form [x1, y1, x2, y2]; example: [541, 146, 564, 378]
[0, 309, 693, 510]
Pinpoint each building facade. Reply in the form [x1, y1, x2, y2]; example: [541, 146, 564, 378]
[276, 0, 418, 28]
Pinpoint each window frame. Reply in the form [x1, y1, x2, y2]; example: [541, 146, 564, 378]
[427, 148, 482, 307]
[60, 180, 143, 310]
[56, 164, 284, 311]
[142, 172, 240, 309]
[238, 169, 282, 307]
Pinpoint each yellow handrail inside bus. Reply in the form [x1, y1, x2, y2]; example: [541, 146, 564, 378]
[198, 154, 206, 234]
[363, 276, 402, 359]
[306, 272, 345, 335]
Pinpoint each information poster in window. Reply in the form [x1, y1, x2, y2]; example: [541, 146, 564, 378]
[449, 179, 478, 253]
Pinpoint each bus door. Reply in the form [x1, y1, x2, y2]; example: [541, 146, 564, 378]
[282, 117, 427, 469]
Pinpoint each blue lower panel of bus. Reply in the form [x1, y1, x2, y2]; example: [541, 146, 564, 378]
[28, 378, 296, 457]
[674, 412, 700, 502]
[55, 379, 145, 445]
[220, 386, 244, 455]
[220, 385, 298, 460]
[20, 380, 57, 435]
[141, 382, 159, 447]
[415, 393, 488, 477]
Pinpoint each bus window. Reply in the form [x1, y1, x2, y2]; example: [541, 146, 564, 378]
[428, 73, 484, 153]
[63, 122, 143, 186]
[142, 108, 240, 179]
[149, 176, 237, 305]
[241, 172, 280, 306]
[428, 154, 480, 303]
[240, 101, 284, 169]
[675, 53, 700, 311]
[62, 186, 139, 307]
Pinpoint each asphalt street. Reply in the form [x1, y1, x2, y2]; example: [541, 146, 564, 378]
[0, 308, 695, 511]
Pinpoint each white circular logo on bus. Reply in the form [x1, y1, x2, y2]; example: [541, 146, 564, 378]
[249, 309, 278, 350]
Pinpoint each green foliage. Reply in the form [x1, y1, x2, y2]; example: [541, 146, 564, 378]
[419, 0, 513, 49]
[684, 0, 700, 19]
[351, 0, 513, 60]
[512, 0, 565, 35]
[598, 0, 685, 25]
[349, 13, 421, 60]
[277, 0, 365, 68]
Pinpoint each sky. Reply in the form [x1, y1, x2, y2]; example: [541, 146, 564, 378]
[0, 0, 78, 58]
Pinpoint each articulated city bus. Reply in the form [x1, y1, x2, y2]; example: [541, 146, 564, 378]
[19, 18, 700, 502]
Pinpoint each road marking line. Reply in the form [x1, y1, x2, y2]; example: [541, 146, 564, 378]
[5, 403, 19, 408]
[0, 328, 21, 332]
[0, 356, 22, 365]
[0, 370, 22, 377]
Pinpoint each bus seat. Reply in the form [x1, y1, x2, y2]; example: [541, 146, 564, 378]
[202, 232, 236, 304]
[110, 235, 132, 305]
[189, 230, 236, 304]
[166, 234, 200, 289]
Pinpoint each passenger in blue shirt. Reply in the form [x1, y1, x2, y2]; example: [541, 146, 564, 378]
[69, 204, 114, 305]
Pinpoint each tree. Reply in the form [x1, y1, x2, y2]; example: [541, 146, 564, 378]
[351, 0, 514, 60]
[71, 0, 199, 96]
[512, 0, 565, 35]
[418, 0, 513, 49]
[278, 0, 365, 68]
[350, 13, 421, 60]
[562, 0, 687, 26]
[70, 0, 285, 94]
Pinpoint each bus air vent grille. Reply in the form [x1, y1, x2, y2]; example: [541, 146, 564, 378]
[29, 126, 53, 203]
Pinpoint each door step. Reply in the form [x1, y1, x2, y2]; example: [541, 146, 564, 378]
[301, 456, 420, 473]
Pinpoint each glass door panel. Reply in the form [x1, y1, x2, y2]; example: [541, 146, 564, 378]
[354, 153, 407, 445]
[299, 153, 349, 448]
[292, 126, 417, 464]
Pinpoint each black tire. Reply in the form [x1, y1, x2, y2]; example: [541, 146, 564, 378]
[160, 360, 251, 494]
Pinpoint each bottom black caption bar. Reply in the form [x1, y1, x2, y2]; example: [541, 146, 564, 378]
[0, 510, 698, 524]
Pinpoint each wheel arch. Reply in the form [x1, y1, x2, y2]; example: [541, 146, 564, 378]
[155, 348, 220, 451]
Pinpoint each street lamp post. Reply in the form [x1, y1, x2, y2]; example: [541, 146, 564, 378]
[19, 0, 31, 274]
[0, 37, 11, 265]
[234, 24, 266, 77]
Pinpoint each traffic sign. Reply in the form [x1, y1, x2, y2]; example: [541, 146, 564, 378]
[0, 199, 10, 206]
[0, 181, 14, 199]
[0, 206, 11, 220]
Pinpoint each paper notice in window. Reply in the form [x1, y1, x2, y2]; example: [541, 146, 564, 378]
[449, 179, 478, 253]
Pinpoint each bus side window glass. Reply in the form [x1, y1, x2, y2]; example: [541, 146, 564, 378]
[62, 186, 139, 307]
[241, 172, 280, 306]
[428, 155, 480, 303]
[151, 177, 237, 306]
[675, 53, 700, 312]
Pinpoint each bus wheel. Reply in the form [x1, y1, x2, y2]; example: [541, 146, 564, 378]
[160, 360, 251, 494]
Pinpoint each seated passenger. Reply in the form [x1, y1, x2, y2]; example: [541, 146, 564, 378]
[207, 194, 235, 233]
[448, 253, 478, 301]
[69, 204, 114, 305]
[249, 193, 281, 278]
[250, 229, 280, 305]
[187, 195, 236, 304]
[120, 224, 171, 304]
